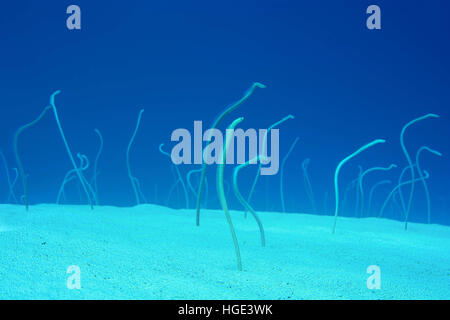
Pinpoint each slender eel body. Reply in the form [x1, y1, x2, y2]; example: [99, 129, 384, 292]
[196, 82, 266, 226]
[13, 105, 52, 210]
[217, 117, 244, 271]
[332, 139, 386, 234]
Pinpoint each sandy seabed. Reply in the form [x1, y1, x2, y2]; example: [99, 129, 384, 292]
[0, 204, 448, 299]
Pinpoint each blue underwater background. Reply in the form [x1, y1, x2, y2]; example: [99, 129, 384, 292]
[0, 0, 449, 225]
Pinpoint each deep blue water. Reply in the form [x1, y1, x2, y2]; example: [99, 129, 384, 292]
[0, 1, 449, 225]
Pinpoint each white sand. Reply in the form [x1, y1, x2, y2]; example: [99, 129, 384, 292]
[0, 204, 448, 299]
